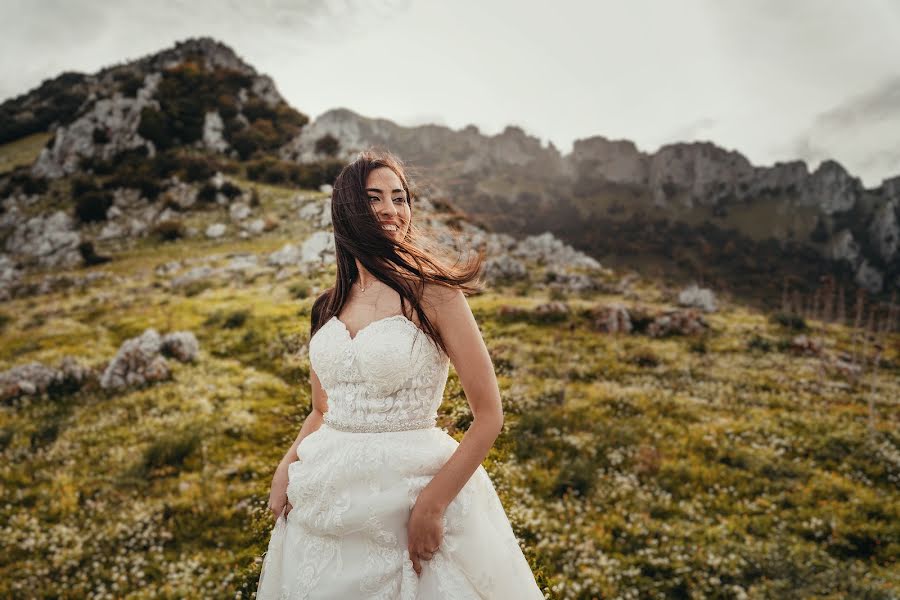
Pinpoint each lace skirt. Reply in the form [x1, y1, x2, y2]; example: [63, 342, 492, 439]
[255, 425, 544, 599]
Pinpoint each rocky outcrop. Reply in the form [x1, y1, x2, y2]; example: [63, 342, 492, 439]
[797, 160, 861, 215]
[279, 108, 565, 175]
[869, 198, 898, 263]
[677, 283, 718, 312]
[31, 72, 162, 178]
[202, 110, 228, 153]
[4, 211, 82, 268]
[100, 329, 199, 390]
[0, 357, 96, 404]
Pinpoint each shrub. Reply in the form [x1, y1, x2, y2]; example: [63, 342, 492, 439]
[314, 133, 340, 156]
[70, 174, 99, 198]
[92, 127, 109, 144]
[629, 348, 660, 367]
[289, 282, 311, 299]
[115, 71, 144, 97]
[747, 334, 773, 352]
[223, 309, 250, 329]
[152, 219, 186, 242]
[181, 155, 219, 182]
[196, 183, 218, 203]
[142, 428, 201, 473]
[771, 311, 807, 331]
[137, 107, 173, 150]
[552, 457, 596, 498]
[78, 241, 111, 265]
[219, 181, 243, 200]
[74, 190, 113, 223]
[0, 169, 48, 197]
[231, 126, 268, 160]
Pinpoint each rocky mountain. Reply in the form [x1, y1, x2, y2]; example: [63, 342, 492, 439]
[282, 108, 900, 303]
[1, 36, 896, 311]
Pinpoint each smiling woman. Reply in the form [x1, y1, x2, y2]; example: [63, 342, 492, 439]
[255, 149, 545, 598]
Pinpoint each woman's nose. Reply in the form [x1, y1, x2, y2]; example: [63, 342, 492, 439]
[378, 199, 398, 215]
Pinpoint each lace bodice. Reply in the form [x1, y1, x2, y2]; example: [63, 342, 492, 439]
[309, 314, 451, 432]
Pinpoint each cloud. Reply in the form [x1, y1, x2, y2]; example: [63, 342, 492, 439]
[791, 77, 900, 186]
[0, 0, 408, 101]
[663, 118, 718, 143]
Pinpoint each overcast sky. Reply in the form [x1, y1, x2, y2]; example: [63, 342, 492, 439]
[1, 0, 898, 187]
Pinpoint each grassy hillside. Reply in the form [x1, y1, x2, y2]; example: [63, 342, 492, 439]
[0, 181, 898, 599]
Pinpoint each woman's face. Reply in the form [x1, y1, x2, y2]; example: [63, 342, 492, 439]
[365, 167, 411, 242]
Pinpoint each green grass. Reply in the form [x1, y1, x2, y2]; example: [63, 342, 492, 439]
[0, 181, 897, 598]
[0, 132, 52, 174]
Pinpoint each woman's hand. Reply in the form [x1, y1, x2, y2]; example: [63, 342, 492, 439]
[407, 495, 446, 577]
[267, 460, 294, 522]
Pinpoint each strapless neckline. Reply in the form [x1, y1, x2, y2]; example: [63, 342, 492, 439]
[329, 313, 420, 342]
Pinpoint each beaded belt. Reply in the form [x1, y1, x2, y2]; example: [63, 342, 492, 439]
[323, 414, 436, 433]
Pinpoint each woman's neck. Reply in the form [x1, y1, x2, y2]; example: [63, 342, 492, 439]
[354, 260, 378, 289]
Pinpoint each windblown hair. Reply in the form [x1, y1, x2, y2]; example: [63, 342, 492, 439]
[310, 148, 485, 357]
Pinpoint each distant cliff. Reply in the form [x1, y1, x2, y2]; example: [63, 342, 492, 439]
[283, 108, 899, 296]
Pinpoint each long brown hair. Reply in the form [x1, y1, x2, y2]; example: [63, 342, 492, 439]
[310, 148, 484, 357]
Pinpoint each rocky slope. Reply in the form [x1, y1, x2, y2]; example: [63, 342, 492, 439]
[1, 36, 896, 309]
[284, 108, 899, 299]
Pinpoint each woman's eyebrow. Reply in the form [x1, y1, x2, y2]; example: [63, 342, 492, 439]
[365, 187, 405, 194]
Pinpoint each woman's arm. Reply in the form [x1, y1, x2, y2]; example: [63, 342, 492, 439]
[280, 367, 329, 467]
[407, 286, 503, 573]
[416, 286, 503, 509]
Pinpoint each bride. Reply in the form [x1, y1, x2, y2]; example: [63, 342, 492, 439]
[255, 149, 544, 599]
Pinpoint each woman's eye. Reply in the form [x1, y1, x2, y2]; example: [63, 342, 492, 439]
[393, 198, 404, 203]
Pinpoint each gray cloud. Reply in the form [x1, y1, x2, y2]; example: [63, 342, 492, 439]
[0, 1, 897, 185]
[791, 77, 900, 186]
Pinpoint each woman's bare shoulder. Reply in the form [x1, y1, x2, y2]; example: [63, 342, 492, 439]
[421, 281, 464, 310]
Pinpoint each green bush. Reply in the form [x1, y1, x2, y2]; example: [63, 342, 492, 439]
[181, 154, 220, 182]
[92, 127, 109, 144]
[196, 183, 218, 203]
[771, 311, 807, 331]
[224, 309, 250, 329]
[74, 190, 113, 223]
[78, 241, 111, 266]
[137, 107, 173, 150]
[314, 133, 340, 157]
[114, 71, 144, 97]
[220, 181, 242, 199]
[0, 168, 48, 197]
[141, 428, 201, 473]
[289, 282, 311, 299]
[152, 219, 186, 242]
[244, 157, 343, 189]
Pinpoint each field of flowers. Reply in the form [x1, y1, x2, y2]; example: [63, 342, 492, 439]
[0, 182, 897, 599]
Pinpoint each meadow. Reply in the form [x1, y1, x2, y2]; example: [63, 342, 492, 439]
[1, 179, 898, 599]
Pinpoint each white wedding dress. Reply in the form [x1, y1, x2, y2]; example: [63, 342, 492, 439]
[255, 314, 544, 599]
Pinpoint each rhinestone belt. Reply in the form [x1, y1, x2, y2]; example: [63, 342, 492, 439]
[323, 414, 437, 433]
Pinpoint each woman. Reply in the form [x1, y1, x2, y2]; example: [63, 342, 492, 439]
[256, 149, 544, 599]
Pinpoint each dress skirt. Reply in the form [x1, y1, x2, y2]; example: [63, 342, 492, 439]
[255, 424, 544, 599]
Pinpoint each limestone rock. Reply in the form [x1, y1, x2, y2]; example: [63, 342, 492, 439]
[229, 202, 251, 222]
[31, 73, 162, 179]
[268, 243, 301, 267]
[202, 110, 228, 153]
[677, 283, 718, 312]
[100, 329, 169, 390]
[301, 231, 336, 264]
[5, 211, 82, 268]
[160, 331, 200, 363]
[205, 223, 227, 238]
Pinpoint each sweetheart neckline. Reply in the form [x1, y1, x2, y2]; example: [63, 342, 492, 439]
[329, 313, 420, 342]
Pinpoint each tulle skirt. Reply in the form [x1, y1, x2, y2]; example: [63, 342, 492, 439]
[255, 424, 544, 599]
